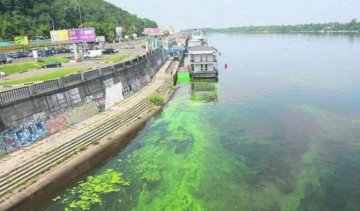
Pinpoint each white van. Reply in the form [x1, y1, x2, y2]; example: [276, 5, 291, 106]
[84, 50, 103, 59]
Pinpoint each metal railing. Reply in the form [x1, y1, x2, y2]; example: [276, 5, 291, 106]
[33, 80, 60, 94]
[0, 86, 30, 102]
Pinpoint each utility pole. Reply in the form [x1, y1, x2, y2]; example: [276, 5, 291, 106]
[72, 0, 83, 62]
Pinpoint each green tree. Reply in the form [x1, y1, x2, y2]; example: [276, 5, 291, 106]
[0, 0, 157, 41]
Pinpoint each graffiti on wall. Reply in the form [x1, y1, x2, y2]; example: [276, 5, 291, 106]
[0, 112, 48, 154]
[85, 93, 105, 112]
[46, 112, 68, 134]
[67, 101, 99, 126]
[0, 51, 165, 155]
[46, 101, 100, 134]
[0, 100, 100, 155]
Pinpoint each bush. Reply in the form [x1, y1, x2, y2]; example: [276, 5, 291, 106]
[149, 95, 164, 106]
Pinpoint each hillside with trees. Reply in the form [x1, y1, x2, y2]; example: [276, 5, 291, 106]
[205, 20, 360, 34]
[0, 0, 157, 41]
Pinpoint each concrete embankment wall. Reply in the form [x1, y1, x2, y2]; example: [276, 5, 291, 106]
[0, 61, 177, 211]
[0, 49, 165, 155]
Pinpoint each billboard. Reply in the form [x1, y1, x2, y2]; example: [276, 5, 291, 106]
[50, 30, 69, 44]
[68, 28, 96, 43]
[50, 28, 96, 44]
[144, 28, 163, 36]
[115, 27, 122, 38]
[14, 36, 29, 45]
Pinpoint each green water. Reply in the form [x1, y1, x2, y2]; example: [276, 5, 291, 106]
[43, 33, 360, 211]
[177, 72, 190, 83]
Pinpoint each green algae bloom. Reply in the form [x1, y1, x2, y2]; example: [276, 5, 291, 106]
[54, 169, 129, 210]
[177, 72, 190, 83]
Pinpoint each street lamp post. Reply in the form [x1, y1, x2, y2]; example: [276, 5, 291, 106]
[49, 17, 55, 31]
[72, 0, 83, 61]
[72, 0, 83, 28]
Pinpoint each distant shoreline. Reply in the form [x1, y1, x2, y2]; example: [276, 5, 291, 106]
[205, 30, 360, 34]
[204, 20, 360, 35]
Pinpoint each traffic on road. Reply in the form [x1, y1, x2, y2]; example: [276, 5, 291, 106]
[0, 38, 146, 64]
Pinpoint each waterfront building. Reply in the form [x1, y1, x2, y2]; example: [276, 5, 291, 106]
[188, 46, 218, 79]
[188, 30, 207, 48]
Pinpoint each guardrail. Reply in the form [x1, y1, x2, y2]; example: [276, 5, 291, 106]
[33, 80, 60, 94]
[0, 52, 154, 103]
[0, 86, 30, 102]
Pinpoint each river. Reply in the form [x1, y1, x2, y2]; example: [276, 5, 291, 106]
[42, 33, 360, 211]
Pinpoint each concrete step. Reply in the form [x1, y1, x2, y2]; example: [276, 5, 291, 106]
[0, 79, 172, 200]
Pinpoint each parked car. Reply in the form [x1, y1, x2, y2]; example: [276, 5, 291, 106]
[42, 61, 61, 68]
[54, 48, 71, 54]
[27, 51, 33, 57]
[38, 50, 54, 57]
[84, 50, 103, 59]
[0, 54, 13, 64]
[10, 52, 28, 59]
[47, 47, 56, 54]
[127, 45, 135, 49]
[102, 48, 117, 54]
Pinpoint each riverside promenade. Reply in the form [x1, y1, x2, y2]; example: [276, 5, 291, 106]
[0, 58, 179, 211]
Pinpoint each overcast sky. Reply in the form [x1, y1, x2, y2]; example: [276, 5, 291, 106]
[106, 0, 360, 29]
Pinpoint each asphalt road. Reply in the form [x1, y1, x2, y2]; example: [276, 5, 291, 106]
[2, 39, 146, 64]
[0, 46, 147, 91]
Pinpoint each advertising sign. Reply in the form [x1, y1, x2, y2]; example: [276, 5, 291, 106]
[116, 27, 122, 38]
[50, 28, 96, 44]
[50, 30, 69, 44]
[96, 36, 106, 42]
[144, 28, 163, 36]
[68, 28, 96, 43]
[14, 36, 29, 45]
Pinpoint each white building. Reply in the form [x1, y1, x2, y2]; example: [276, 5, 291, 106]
[188, 39, 202, 48]
[188, 46, 218, 79]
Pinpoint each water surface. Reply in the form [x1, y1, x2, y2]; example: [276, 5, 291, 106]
[44, 33, 360, 211]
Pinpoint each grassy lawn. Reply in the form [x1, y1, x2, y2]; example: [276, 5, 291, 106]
[102, 53, 129, 63]
[0, 56, 71, 75]
[38, 57, 70, 64]
[0, 67, 87, 86]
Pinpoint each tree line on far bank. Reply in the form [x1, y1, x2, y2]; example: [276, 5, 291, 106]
[205, 19, 360, 34]
[0, 0, 157, 41]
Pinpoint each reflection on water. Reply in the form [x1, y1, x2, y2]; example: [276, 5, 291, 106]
[190, 81, 218, 103]
[43, 33, 360, 211]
